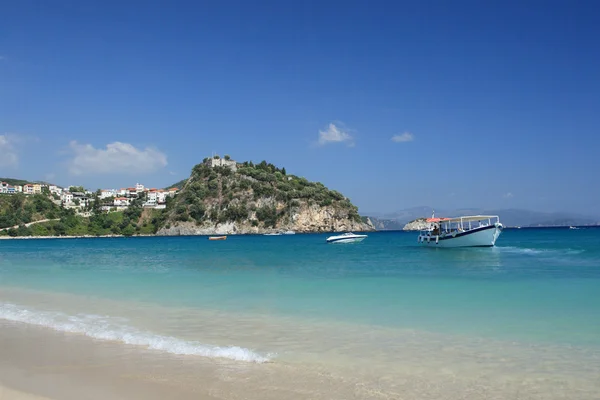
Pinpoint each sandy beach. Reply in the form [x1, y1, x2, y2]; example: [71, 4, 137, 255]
[0, 385, 52, 400]
[1, 320, 407, 400]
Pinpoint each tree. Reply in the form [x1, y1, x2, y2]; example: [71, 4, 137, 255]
[69, 186, 85, 193]
[224, 154, 231, 160]
[92, 191, 101, 214]
[281, 167, 286, 175]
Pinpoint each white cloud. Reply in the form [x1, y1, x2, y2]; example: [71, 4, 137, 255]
[318, 123, 354, 146]
[0, 134, 19, 167]
[391, 132, 414, 143]
[503, 192, 514, 198]
[67, 141, 168, 176]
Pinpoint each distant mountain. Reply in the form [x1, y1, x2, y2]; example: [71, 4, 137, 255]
[366, 207, 599, 230]
[367, 217, 405, 231]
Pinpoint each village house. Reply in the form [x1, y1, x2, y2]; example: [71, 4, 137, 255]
[48, 185, 62, 195]
[23, 184, 34, 195]
[146, 189, 158, 204]
[114, 197, 131, 207]
[0, 182, 9, 193]
[157, 190, 168, 203]
[61, 192, 73, 204]
[100, 189, 117, 199]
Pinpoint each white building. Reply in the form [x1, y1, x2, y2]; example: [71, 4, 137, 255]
[100, 189, 117, 199]
[136, 183, 145, 193]
[146, 190, 158, 204]
[114, 197, 131, 207]
[61, 192, 73, 204]
[157, 190, 168, 203]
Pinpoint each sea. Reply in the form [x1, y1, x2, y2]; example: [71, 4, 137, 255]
[1, 228, 600, 399]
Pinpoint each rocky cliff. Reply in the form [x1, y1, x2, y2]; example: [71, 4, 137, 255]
[156, 158, 374, 235]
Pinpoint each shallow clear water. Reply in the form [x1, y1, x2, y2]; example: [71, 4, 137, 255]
[1, 228, 600, 368]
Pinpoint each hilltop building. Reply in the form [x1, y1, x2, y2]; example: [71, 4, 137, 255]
[205, 155, 237, 171]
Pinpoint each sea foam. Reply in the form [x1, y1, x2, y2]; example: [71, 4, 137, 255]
[0, 303, 271, 363]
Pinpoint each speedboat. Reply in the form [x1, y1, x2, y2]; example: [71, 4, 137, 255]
[263, 232, 282, 236]
[326, 232, 367, 244]
[417, 214, 503, 248]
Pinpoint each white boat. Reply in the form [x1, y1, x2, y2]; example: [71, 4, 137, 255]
[326, 232, 367, 244]
[282, 230, 296, 235]
[569, 226, 579, 230]
[264, 232, 282, 236]
[417, 214, 503, 248]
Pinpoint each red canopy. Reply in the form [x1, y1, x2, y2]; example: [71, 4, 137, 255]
[426, 217, 450, 222]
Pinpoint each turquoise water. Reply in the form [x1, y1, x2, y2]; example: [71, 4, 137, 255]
[1, 228, 600, 363]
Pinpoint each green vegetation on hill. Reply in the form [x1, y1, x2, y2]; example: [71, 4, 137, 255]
[0, 194, 64, 229]
[161, 159, 362, 229]
[0, 193, 162, 237]
[0, 177, 34, 186]
[165, 179, 187, 190]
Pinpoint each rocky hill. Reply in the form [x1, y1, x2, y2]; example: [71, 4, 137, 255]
[402, 218, 430, 231]
[156, 158, 374, 235]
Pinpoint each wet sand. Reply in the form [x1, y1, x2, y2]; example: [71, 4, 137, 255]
[2, 319, 600, 400]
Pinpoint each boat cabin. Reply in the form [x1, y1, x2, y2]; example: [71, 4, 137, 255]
[421, 215, 501, 235]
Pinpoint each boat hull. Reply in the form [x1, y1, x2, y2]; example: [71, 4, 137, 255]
[326, 236, 367, 244]
[208, 236, 227, 241]
[418, 224, 502, 248]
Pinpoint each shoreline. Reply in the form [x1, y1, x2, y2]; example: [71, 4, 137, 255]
[0, 234, 153, 240]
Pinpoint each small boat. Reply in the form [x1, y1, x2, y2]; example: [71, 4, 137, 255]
[326, 232, 367, 244]
[282, 230, 296, 235]
[569, 226, 579, 230]
[208, 236, 227, 241]
[263, 232, 282, 236]
[417, 214, 503, 248]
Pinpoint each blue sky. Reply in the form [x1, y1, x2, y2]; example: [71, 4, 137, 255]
[1, 1, 599, 215]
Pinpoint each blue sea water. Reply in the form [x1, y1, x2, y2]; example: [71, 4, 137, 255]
[1, 228, 600, 368]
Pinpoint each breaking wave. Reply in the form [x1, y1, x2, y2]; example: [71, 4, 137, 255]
[0, 303, 271, 363]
